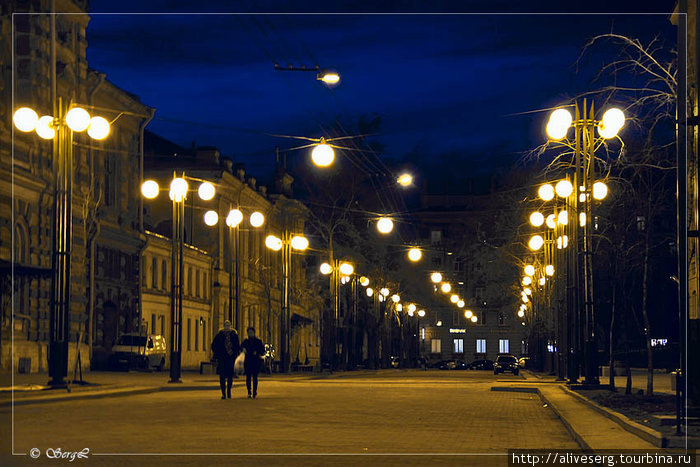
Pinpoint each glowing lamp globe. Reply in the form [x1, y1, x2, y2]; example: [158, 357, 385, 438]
[318, 71, 341, 86]
[377, 217, 394, 234]
[522, 276, 532, 286]
[36, 115, 56, 139]
[546, 214, 556, 229]
[339, 262, 354, 276]
[87, 116, 110, 140]
[538, 184, 555, 201]
[471, 315, 478, 323]
[396, 304, 403, 312]
[391, 294, 400, 303]
[250, 211, 265, 228]
[593, 181, 608, 200]
[464, 310, 473, 319]
[65, 107, 91, 132]
[265, 235, 283, 251]
[407, 247, 422, 262]
[539, 277, 546, 286]
[408, 304, 417, 313]
[397, 173, 413, 187]
[457, 300, 465, 308]
[545, 265, 555, 276]
[169, 178, 188, 202]
[450, 294, 459, 304]
[528, 235, 544, 251]
[198, 182, 216, 201]
[524, 288, 532, 296]
[579, 213, 587, 227]
[366, 288, 374, 297]
[518, 310, 525, 318]
[13, 107, 39, 132]
[546, 108, 573, 140]
[141, 180, 159, 199]
[380, 287, 390, 297]
[203, 210, 219, 226]
[431, 272, 443, 283]
[418, 310, 426, 317]
[320, 263, 333, 275]
[524, 265, 535, 276]
[360, 276, 370, 287]
[441, 282, 451, 294]
[226, 209, 243, 228]
[290, 236, 309, 251]
[557, 210, 569, 226]
[598, 108, 625, 138]
[555, 180, 573, 198]
[529, 212, 545, 227]
[311, 143, 334, 167]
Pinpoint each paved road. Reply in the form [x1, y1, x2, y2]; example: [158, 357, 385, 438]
[1, 370, 577, 466]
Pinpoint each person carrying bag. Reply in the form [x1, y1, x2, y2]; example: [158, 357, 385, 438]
[210, 320, 239, 400]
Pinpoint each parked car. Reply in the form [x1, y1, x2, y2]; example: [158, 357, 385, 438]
[435, 359, 456, 370]
[452, 360, 469, 370]
[494, 354, 520, 375]
[468, 359, 494, 371]
[109, 334, 166, 371]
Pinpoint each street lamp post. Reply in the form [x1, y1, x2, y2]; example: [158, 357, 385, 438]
[266, 231, 309, 373]
[141, 175, 215, 383]
[544, 101, 622, 386]
[13, 103, 111, 387]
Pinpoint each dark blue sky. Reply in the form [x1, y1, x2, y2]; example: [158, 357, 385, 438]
[86, 1, 678, 188]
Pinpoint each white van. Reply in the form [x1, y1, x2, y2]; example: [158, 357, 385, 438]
[109, 334, 167, 371]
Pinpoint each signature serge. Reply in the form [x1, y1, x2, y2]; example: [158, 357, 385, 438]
[45, 447, 89, 461]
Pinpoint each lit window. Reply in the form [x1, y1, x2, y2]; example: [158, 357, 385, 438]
[476, 339, 486, 354]
[431, 338, 441, 353]
[499, 339, 509, 354]
[453, 339, 464, 353]
[431, 230, 442, 245]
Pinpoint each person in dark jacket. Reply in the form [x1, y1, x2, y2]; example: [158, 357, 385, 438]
[240, 326, 265, 398]
[210, 320, 239, 399]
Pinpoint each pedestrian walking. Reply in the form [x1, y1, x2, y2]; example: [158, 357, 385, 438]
[211, 320, 239, 400]
[240, 326, 265, 399]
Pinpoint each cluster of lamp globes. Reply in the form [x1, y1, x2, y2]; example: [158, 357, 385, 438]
[320, 264, 427, 317]
[527, 179, 608, 252]
[545, 107, 625, 141]
[141, 178, 309, 250]
[13, 106, 111, 140]
[519, 264, 554, 308]
[430, 272, 477, 323]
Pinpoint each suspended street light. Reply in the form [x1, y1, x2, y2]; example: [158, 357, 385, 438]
[407, 247, 422, 262]
[430, 272, 443, 283]
[440, 282, 451, 294]
[592, 181, 608, 200]
[397, 173, 414, 187]
[311, 139, 335, 167]
[546, 108, 573, 140]
[377, 217, 394, 234]
[198, 181, 216, 201]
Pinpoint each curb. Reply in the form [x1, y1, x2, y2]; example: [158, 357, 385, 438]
[561, 385, 668, 448]
[0, 386, 161, 407]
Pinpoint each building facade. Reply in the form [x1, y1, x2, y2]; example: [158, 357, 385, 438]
[1, 1, 154, 373]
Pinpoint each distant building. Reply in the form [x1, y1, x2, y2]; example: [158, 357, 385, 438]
[412, 192, 526, 364]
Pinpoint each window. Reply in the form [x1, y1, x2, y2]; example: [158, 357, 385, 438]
[476, 339, 486, 354]
[195, 269, 200, 298]
[161, 260, 167, 290]
[430, 338, 441, 353]
[203, 272, 208, 299]
[187, 267, 192, 296]
[499, 339, 509, 354]
[453, 339, 464, 353]
[195, 318, 199, 351]
[187, 318, 191, 351]
[202, 320, 206, 349]
[159, 316, 165, 336]
[481, 311, 487, 325]
[431, 230, 442, 245]
[498, 313, 505, 326]
[151, 257, 157, 289]
[151, 314, 156, 334]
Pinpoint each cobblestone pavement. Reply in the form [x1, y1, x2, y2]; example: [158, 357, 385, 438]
[1, 370, 577, 466]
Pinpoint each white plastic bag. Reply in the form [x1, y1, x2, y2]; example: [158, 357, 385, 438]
[234, 352, 245, 374]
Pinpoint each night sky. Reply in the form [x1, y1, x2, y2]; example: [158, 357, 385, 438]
[86, 1, 678, 191]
